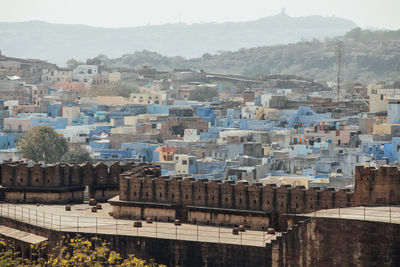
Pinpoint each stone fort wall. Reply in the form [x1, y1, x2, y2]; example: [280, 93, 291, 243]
[1, 161, 400, 218]
[0, 161, 137, 203]
[118, 165, 400, 215]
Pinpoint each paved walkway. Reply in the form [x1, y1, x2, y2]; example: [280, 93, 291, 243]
[300, 205, 400, 224]
[0, 203, 278, 247]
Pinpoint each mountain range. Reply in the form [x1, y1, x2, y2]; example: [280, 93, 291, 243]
[0, 13, 357, 65]
[101, 28, 400, 83]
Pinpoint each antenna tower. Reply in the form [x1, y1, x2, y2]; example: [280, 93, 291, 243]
[335, 40, 344, 102]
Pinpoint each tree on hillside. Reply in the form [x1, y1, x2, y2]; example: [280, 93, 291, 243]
[188, 87, 218, 102]
[110, 82, 140, 98]
[16, 126, 68, 163]
[86, 57, 103, 66]
[60, 149, 94, 164]
[66, 58, 84, 69]
[90, 82, 140, 98]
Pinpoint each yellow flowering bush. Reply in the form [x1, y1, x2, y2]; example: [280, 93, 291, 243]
[0, 235, 165, 267]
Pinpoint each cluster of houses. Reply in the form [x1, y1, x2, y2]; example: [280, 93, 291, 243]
[1, 51, 400, 191]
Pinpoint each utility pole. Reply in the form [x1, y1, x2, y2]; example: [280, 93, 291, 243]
[335, 41, 344, 102]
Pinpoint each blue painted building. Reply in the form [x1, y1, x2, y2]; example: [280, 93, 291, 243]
[146, 105, 170, 114]
[287, 107, 331, 128]
[47, 104, 61, 117]
[121, 142, 159, 163]
[0, 133, 22, 149]
[197, 160, 227, 175]
[362, 142, 393, 162]
[31, 117, 68, 130]
[239, 119, 276, 131]
[89, 140, 110, 150]
[200, 127, 223, 140]
[196, 107, 215, 125]
[93, 149, 137, 161]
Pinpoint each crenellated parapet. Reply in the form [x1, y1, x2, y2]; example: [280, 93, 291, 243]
[109, 164, 400, 229]
[0, 161, 141, 203]
[117, 165, 364, 215]
[0, 161, 138, 189]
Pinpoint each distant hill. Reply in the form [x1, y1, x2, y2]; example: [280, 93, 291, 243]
[102, 28, 400, 83]
[0, 13, 357, 65]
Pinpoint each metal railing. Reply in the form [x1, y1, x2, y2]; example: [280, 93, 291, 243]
[0, 202, 276, 247]
[290, 200, 400, 224]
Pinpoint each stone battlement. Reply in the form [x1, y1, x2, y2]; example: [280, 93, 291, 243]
[0, 161, 139, 203]
[112, 164, 400, 229]
[1, 161, 137, 188]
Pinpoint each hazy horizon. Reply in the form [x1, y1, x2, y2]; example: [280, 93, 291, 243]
[0, 0, 399, 30]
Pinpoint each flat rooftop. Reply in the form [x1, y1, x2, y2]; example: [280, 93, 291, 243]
[0, 203, 279, 248]
[299, 206, 400, 224]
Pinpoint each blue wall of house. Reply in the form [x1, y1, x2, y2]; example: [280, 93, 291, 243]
[363, 142, 394, 162]
[0, 133, 22, 149]
[197, 160, 226, 175]
[47, 104, 61, 117]
[90, 141, 110, 150]
[31, 117, 68, 129]
[146, 105, 170, 114]
[93, 149, 135, 160]
[196, 107, 215, 125]
[121, 143, 159, 163]
[392, 137, 400, 162]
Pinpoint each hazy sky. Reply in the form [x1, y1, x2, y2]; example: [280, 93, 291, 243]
[1, 0, 399, 30]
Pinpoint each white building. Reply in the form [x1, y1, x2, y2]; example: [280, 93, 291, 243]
[72, 65, 98, 83]
[56, 125, 95, 144]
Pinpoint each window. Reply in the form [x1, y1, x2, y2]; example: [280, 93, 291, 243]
[182, 160, 188, 165]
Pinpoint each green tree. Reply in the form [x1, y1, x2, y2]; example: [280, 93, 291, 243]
[188, 87, 218, 102]
[66, 58, 84, 69]
[111, 82, 140, 98]
[60, 149, 94, 164]
[16, 126, 68, 163]
[86, 57, 103, 66]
